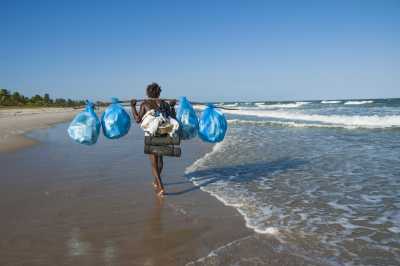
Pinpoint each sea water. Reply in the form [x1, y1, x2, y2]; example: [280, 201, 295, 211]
[186, 98, 400, 265]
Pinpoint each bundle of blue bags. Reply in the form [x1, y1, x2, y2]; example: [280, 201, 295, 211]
[177, 97, 227, 143]
[68, 98, 131, 145]
[68, 96, 227, 145]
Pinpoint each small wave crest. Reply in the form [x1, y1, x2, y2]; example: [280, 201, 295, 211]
[344, 100, 374, 105]
[255, 102, 311, 109]
[227, 119, 358, 129]
[321, 100, 341, 104]
[221, 103, 239, 107]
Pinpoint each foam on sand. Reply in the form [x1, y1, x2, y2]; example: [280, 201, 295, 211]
[185, 139, 282, 238]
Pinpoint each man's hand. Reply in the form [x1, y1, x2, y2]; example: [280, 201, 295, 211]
[130, 99, 137, 106]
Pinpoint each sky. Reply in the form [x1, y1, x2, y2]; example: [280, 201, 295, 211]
[1, 0, 399, 102]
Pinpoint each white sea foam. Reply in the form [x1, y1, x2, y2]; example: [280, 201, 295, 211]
[186, 139, 281, 237]
[185, 111, 400, 265]
[321, 100, 342, 104]
[224, 109, 400, 128]
[227, 119, 358, 129]
[254, 226, 280, 235]
[185, 235, 254, 265]
[185, 142, 224, 174]
[255, 102, 311, 109]
[222, 103, 239, 107]
[344, 100, 374, 105]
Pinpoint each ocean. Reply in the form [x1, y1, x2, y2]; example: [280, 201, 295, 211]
[186, 98, 400, 265]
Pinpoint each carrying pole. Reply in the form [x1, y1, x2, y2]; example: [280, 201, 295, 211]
[117, 99, 237, 110]
[74, 98, 238, 110]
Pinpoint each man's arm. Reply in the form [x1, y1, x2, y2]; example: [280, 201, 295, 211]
[131, 100, 145, 123]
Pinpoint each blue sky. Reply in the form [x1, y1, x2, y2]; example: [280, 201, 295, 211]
[1, 0, 399, 101]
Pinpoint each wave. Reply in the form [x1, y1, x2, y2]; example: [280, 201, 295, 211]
[255, 102, 311, 109]
[224, 109, 400, 128]
[228, 119, 360, 129]
[222, 103, 239, 107]
[321, 100, 341, 104]
[185, 141, 281, 237]
[344, 100, 374, 105]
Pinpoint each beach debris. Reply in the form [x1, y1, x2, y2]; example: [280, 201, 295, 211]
[67, 101, 101, 145]
[101, 98, 131, 139]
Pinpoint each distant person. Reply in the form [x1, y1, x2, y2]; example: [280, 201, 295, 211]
[130, 83, 176, 197]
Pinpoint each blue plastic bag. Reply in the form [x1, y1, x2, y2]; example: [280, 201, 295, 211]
[177, 96, 199, 140]
[68, 101, 101, 145]
[101, 98, 131, 139]
[198, 105, 228, 143]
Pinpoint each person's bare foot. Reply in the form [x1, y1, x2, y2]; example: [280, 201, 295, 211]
[152, 181, 158, 189]
[157, 188, 165, 197]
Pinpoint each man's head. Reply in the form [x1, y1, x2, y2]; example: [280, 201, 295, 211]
[146, 83, 161, 98]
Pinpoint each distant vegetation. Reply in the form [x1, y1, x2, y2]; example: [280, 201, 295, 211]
[0, 88, 86, 107]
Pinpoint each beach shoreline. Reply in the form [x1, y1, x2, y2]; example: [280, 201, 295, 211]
[0, 114, 255, 265]
[0, 109, 329, 265]
[0, 107, 80, 152]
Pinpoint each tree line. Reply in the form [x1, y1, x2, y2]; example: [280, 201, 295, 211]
[0, 88, 86, 107]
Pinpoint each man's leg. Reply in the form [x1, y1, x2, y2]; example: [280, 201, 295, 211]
[149, 155, 159, 188]
[158, 156, 164, 175]
[149, 154, 164, 194]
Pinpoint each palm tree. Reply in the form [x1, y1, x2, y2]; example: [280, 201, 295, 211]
[11, 91, 22, 105]
[0, 89, 11, 105]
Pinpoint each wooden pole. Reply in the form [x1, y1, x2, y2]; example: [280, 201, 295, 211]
[74, 98, 239, 110]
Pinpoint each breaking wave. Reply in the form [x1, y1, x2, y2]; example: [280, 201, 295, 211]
[185, 141, 282, 237]
[255, 102, 311, 109]
[227, 119, 357, 129]
[321, 100, 341, 104]
[224, 109, 400, 128]
[222, 103, 239, 107]
[344, 100, 374, 105]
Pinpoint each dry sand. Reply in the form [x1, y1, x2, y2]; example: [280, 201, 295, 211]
[0, 108, 79, 152]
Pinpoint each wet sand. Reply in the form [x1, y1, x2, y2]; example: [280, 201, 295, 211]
[0, 119, 322, 265]
[0, 107, 79, 152]
[0, 122, 252, 265]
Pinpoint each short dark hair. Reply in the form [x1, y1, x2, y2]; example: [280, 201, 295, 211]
[146, 83, 161, 98]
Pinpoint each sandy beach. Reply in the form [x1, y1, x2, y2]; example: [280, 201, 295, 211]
[0, 118, 249, 265]
[3, 0, 400, 264]
[3, 105, 397, 265]
[0, 109, 323, 266]
[0, 108, 79, 152]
